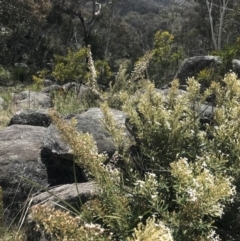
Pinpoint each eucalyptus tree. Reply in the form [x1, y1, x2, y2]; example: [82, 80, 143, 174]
[52, 0, 105, 46]
[192, 0, 239, 51]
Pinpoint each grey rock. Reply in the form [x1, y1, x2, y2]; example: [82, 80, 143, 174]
[74, 107, 127, 156]
[42, 123, 73, 161]
[14, 63, 30, 70]
[0, 125, 48, 220]
[199, 103, 215, 118]
[43, 107, 127, 159]
[13, 90, 53, 110]
[0, 96, 4, 110]
[42, 83, 89, 102]
[41, 123, 88, 185]
[41, 84, 63, 94]
[41, 108, 128, 185]
[43, 79, 54, 87]
[62, 82, 89, 97]
[194, 103, 215, 125]
[174, 56, 221, 85]
[157, 88, 187, 97]
[62, 82, 79, 92]
[31, 182, 98, 207]
[9, 109, 51, 127]
[232, 59, 240, 78]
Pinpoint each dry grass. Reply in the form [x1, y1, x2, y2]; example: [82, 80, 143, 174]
[0, 85, 24, 129]
[0, 110, 11, 129]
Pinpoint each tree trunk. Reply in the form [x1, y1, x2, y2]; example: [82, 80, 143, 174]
[218, 0, 229, 50]
[206, 0, 230, 50]
[206, 0, 217, 50]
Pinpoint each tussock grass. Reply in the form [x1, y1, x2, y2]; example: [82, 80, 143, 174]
[0, 110, 11, 129]
[0, 91, 17, 129]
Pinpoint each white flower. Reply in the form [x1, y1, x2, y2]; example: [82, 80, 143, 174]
[165, 121, 171, 130]
[146, 172, 156, 178]
[151, 194, 158, 200]
[207, 230, 220, 241]
[186, 187, 197, 202]
[201, 161, 207, 169]
[134, 180, 145, 188]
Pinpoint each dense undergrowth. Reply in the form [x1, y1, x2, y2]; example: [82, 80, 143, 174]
[1, 36, 240, 240]
[30, 55, 240, 240]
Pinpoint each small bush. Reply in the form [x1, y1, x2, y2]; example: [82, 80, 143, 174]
[0, 65, 11, 82]
[12, 66, 30, 82]
[196, 68, 220, 89]
[149, 30, 182, 87]
[53, 90, 88, 115]
[52, 48, 88, 83]
[30, 69, 49, 91]
[95, 59, 113, 88]
[211, 37, 240, 76]
[0, 90, 15, 128]
[0, 186, 26, 240]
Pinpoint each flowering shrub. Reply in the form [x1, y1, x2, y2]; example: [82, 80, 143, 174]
[30, 52, 240, 240]
[149, 30, 182, 86]
[31, 204, 110, 241]
[127, 217, 173, 241]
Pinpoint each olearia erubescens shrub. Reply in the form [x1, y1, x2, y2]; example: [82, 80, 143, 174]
[127, 217, 174, 241]
[30, 72, 240, 240]
[101, 73, 238, 240]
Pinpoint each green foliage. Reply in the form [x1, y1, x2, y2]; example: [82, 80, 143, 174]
[195, 38, 240, 89]
[95, 60, 113, 87]
[109, 75, 240, 240]
[170, 156, 234, 240]
[103, 55, 152, 110]
[52, 91, 85, 115]
[31, 74, 240, 241]
[0, 186, 25, 240]
[150, 30, 182, 87]
[31, 69, 48, 91]
[12, 66, 30, 82]
[121, 79, 208, 168]
[52, 48, 88, 83]
[50, 46, 102, 114]
[52, 46, 112, 89]
[211, 37, 240, 75]
[21, 26, 240, 241]
[103, 61, 131, 109]
[153, 31, 174, 60]
[0, 90, 15, 128]
[1, 2, 240, 238]
[0, 65, 11, 82]
[196, 68, 220, 89]
[47, 110, 134, 240]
